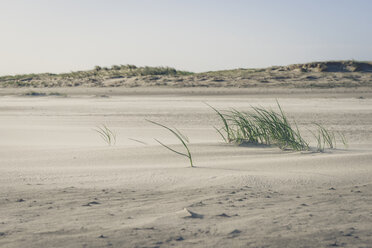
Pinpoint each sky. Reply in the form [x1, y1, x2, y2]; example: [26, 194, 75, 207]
[1, 0, 372, 75]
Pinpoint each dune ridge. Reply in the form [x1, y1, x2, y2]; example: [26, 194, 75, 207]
[1, 60, 372, 89]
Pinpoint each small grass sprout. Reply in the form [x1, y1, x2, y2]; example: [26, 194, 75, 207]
[310, 124, 348, 152]
[94, 124, 116, 146]
[128, 138, 148, 145]
[338, 132, 348, 148]
[310, 123, 336, 152]
[147, 119, 193, 167]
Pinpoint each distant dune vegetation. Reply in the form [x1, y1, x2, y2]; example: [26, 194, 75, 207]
[1, 61, 372, 88]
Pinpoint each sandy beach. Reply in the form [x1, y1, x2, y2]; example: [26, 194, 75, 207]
[2, 0, 372, 246]
[0, 88, 371, 247]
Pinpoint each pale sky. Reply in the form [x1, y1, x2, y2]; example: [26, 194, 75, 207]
[1, 0, 372, 75]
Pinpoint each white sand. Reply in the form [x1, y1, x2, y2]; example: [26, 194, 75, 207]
[0, 89, 371, 247]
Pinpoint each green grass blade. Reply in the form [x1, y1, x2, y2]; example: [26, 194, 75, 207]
[154, 139, 189, 158]
[128, 138, 148, 145]
[94, 125, 116, 146]
[214, 126, 227, 142]
[147, 119, 193, 167]
[205, 102, 231, 142]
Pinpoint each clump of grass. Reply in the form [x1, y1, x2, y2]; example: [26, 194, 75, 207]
[210, 102, 348, 152]
[94, 125, 116, 146]
[209, 102, 309, 151]
[147, 120, 193, 167]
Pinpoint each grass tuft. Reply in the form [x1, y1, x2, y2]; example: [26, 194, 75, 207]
[310, 124, 348, 152]
[94, 124, 116, 146]
[311, 123, 335, 152]
[338, 132, 348, 148]
[209, 102, 347, 152]
[147, 120, 193, 167]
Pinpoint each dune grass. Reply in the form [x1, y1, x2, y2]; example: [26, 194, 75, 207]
[338, 132, 348, 148]
[128, 138, 148, 145]
[94, 124, 116, 146]
[310, 124, 348, 152]
[147, 119, 193, 167]
[311, 123, 335, 152]
[209, 102, 347, 152]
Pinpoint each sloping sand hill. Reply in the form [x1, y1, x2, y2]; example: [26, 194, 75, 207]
[1, 61, 372, 88]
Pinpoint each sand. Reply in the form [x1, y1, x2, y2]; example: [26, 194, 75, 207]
[0, 88, 371, 247]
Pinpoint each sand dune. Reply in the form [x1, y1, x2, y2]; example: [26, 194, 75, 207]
[1, 61, 372, 88]
[0, 90, 371, 247]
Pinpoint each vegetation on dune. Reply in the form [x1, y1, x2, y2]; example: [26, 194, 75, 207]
[209, 102, 347, 152]
[2, 60, 371, 88]
[0, 64, 192, 87]
[57, 64, 192, 78]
